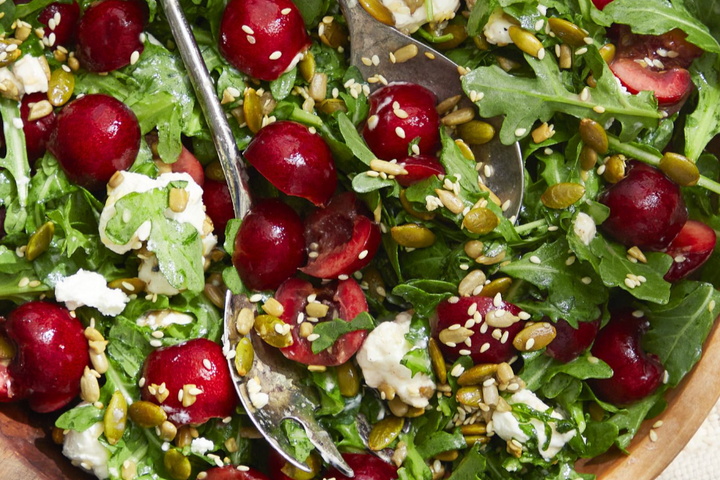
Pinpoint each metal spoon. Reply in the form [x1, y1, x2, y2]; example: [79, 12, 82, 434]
[159, 0, 353, 475]
[337, 0, 525, 218]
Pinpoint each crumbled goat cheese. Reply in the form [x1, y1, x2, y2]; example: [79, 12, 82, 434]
[492, 389, 576, 460]
[136, 309, 195, 330]
[55, 269, 129, 316]
[63, 422, 110, 479]
[247, 377, 269, 409]
[380, 0, 460, 33]
[573, 212, 596, 246]
[483, 8, 517, 46]
[12, 56, 49, 94]
[0, 67, 24, 96]
[190, 437, 215, 456]
[356, 311, 435, 408]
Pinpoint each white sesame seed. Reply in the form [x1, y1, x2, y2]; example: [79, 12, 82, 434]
[307, 333, 320, 342]
[537, 48, 545, 60]
[576, 47, 588, 55]
[653, 420, 664, 429]
[139, 377, 146, 387]
[535, 19, 544, 31]
[544, 148, 553, 155]
[529, 255, 541, 264]
[372, 54, 379, 66]
[459, 349, 472, 355]
[581, 277, 592, 285]
[624, 278, 636, 289]
[649, 430, 658, 442]
[247, 35, 256, 44]
[130, 50, 140, 65]
[480, 342, 491, 353]
[593, 105, 606, 113]
[450, 364, 465, 377]
[12, 118, 23, 129]
[448, 296, 459, 304]
[281, 7, 291, 14]
[203, 359, 212, 370]
[547, 225, 559, 231]
[361, 56, 372, 66]
[62, 64, 71, 72]
[663, 370, 670, 384]
[710, 300, 716, 312]
[395, 126, 406, 139]
[269, 51, 282, 60]
[565, 256, 576, 266]
[493, 292, 502, 307]
[249, 294, 263, 303]
[632, 310, 644, 318]
[515, 128, 527, 137]
[597, 164, 606, 175]
[150, 339, 162, 347]
[518, 311, 531, 320]
[587, 355, 599, 364]
[525, 338, 535, 350]
[583, 37, 593, 45]
[242, 25, 254, 34]
[580, 87, 590, 101]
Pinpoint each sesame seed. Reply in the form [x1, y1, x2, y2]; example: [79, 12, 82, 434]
[534, 19, 544, 31]
[307, 333, 320, 342]
[242, 25, 254, 34]
[493, 293, 502, 307]
[338, 274, 349, 280]
[28, 280, 41, 288]
[62, 64, 71, 72]
[632, 310, 644, 318]
[547, 225, 559, 231]
[653, 420, 664, 429]
[150, 339, 162, 347]
[593, 105, 606, 113]
[565, 256, 576, 266]
[515, 128, 527, 137]
[663, 370, 669, 384]
[583, 37, 593, 45]
[358, 250, 369, 260]
[12, 118, 23, 129]
[576, 47, 588, 55]
[249, 293, 263, 303]
[580, 87, 589, 101]
[448, 324, 462, 331]
[130, 51, 140, 65]
[484, 164, 493, 177]
[139, 377, 146, 387]
[246, 35, 256, 44]
[597, 164, 606, 175]
[361, 56, 372, 66]
[459, 349, 471, 356]
[448, 296, 459, 304]
[395, 126, 406, 139]
[269, 51, 282, 60]
[372, 54, 379, 66]
[500, 331, 509, 344]
[450, 364, 465, 377]
[518, 311, 531, 320]
[18, 277, 29, 288]
[203, 359, 212, 370]
[624, 278, 636, 289]
[581, 277, 592, 285]
[555, 44, 562, 57]
[425, 52, 435, 60]
[529, 255, 541, 264]
[538, 48, 545, 60]
[649, 430, 658, 442]
[525, 338, 535, 350]
[501, 200, 511, 212]
[710, 300, 716, 312]
[587, 355, 599, 364]
[480, 342, 491, 353]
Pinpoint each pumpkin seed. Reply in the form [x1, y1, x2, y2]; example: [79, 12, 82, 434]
[659, 152, 700, 186]
[579, 118, 608, 154]
[476, 250, 506, 265]
[548, 18, 587, 47]
[299, 52, 315, 82]
[400, 190, 435, 221]
[541, 182, 585, 209]
[464, 240, 484, 259]
[254, 314, 294, 348]
[52, 426, 65, 445]
[603, 154, 626, 184]
[164, 450, 191, 480]
[0, 336, 16, 361]
[513, 322, 557, 351]
[458, 269, 486, 297]
[464, 435, 491, 445]
[234, 337, 254, 376]
[0, 41, 21, 68]
[455, 139, 475, 161]
[456, 386, 483, 407]
[359, 0, 394, 25]
[388, 396, 409, 417]
[478, 277, 512, 298]
[391, 224, 436, 248]
[405, 406, 424, 418]
[580, 145, 598, 171]
[368, 416, 404, 450]
[433, 24, 468, 50]
[508, 26, 544, 57]
[104, 390, 127, 445]
[599, 43, 616, 63]
[243, 88, 263, 134]
[458, 364, 499, 386]
[463, 207, 499, 235]
[478, 183, 502, 206]
[318, 98, 347, 114]
[175, 426, 193, 448]
[363, 266, 387, 301]
[319, 19, 349, 49]
[460, 423, 487, 435]
[281, 453, 322, 480]
[128, 400, 168, 428]
[48, 68, 74, 107]
[428, 338, 447, 385]
[26, 221, 54, 261]
[336, 362, 360, 397]
[205, 161, 225, 181]
[457, 120, 495, 145]
[108, 277, 146, 295]
[435, 450, 459, 462]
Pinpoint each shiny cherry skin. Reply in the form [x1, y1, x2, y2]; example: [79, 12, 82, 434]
[325, 454, 398, 480]
[433, 296, 524, 364]
[546, 318, 601, 364]
[244, 121, 337, 206]
[0, 302, 88, 413]
[219, 0, 310, 81]
[21, 92, 56, 162]
[610, 59, 692, 106]
[397, 154, 446, 187]
[599, 161, 687, 251]
[589, 311, 664, 405]
[363, 83, 441, 161]
[146, 134, 205, 186]
[278, 277, 368, 366]
[591, 0, 612, 9]
[203, 179, 234, 238]
[76, 0, 147, 72]
[48, 94, 140, 190]
[38, 2, 81, 48]
[233, 199, 306, 291]
[204, 466, 271, 480]
[301, 192, 381, 279]
[664, 220, 716, 282]
[140, 338, 237, 425]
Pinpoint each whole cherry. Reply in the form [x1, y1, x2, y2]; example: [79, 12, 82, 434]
[546, 318, 601, 363]
[38, 2, 81, 48]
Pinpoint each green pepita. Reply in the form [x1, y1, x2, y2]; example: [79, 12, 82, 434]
[463, 207, 499, 235]
[234, 337, 254, 376]
[26, 221, 54, 261]
[458, 364, 499, 386]
[508, 26, 544, 57]
[659, 152, 700, 186]
[299, 52, 316, 83]
[541, 182, 585, 209]
[108, 277, 146, 295]
[603, 154, 626, 184]
[254, 314, 294, 348]
[128, 400, 168, 428]
[400, 190, 435, 221]
[48, 68, 75, 107]
[457, 120, 495, 145]
[368, 416, 404, 451]
[478, 277, 513, 298]
[358, 0, 394, 25]
[391, 224, 436, 248]
[243, 88, 263, 134]
[579, 118, 608, 154]
[548, 18, 587, 47]
[428, 338, 447, 385]
[104, 390, 127, 445]
[164, 450, 191, 480]
[513, 322, 557, 351]
[336, 362, 360, 397]
[456, 386, 483, 407]
[580, 145, 599, 171]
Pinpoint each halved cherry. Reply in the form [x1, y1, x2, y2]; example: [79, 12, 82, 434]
[397, 154, 445, 187]
[204, 466, 271, 480]
[146, 134, 205, 186]
[599, 161, 687, 251]
[48, 94, 140, 190]
[324, 454, 398, 480]
[219, 0, 310, 81]
[21, 92, 56, 162]
[244, 121, 337, 206]
[76, 0, 147, 72]
[363, 83, 441, 160]
[612, 26, 703, 71]
[432, 296, 524, 364]
[589, 311, 664, 405]
[300, 192, 380, 279]
[546, 318, 600, 363]
[277, 277, 368, 366]
[610, 58, 693, 106]
[203, 179, 234, 238]
[38, 2, 81, 48]
[664, 220, 716, 282]
[233, 199, 306, 291]
[141, 338, 237, 425]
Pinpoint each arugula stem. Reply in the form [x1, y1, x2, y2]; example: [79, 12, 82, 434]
[1, 98, 30, 208]
[514, 219, 548, 235]
[289, 106, 323, 128]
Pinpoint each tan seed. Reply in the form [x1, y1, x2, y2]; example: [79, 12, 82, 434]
[393, 44, 419, 63]
[168, 187, 189, 213]
[439, 326, 473, 345]
[236, 307, 255, 336]
[160, 421, 178, 442]
[531, 122, 555, 144]
[306, 302, 329, 318]
[458, 270, 486, 297]
[204, 283, 225, 309]
[436, 95, 462, 115]
[464, 240, 484, 259]
[309, 72, 328, 102]
[299, 321, 314, 338]
[559, 44, 572, 69]
[441, 107, 475, 126]
[627, 246, 648, 264]
[435, 189, 465, 214]
[485, 309, 520, 328]
[90, 350, 109, 374]
[371, 158, 408, 176]
[80, 366, 100, 403]
[263, 297, 284, 317]
[27, 99, 53, 121]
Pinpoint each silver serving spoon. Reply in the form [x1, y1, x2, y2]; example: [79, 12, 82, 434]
[338, 0, 525, 218]
[159, 0, 353, 475]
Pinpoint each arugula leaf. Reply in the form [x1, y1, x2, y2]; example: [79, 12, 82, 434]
[401, 316, 432, 377]
[270, 68, 297, 101]
[310, 311, 375, 353]
[56, 405, 105, 432]
[683, 0, 720, 42]
[685, 54, 720, 161]
[0, 99, 30, 234]
[446, 444, 489, 480]
[461, 48, 661, 145]
[338, 112, 375, 165]
[281, 419, 314, 463]
[310, 370, 346, 416]
[569, 420, 619, 458]
[392, 279, 455, 319]
[292, 0, 330, 27]
[415, 430, 467, 459]
[607, 388, 665, 450]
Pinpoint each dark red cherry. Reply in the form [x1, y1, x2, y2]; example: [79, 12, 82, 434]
[598, 161, 687, 251]
[21, 92, 56, 162]
[363, 83, 441, 161]
[203, 179, 234, 238]
[613, 26, 704, 71]
[76, 0, 147, 72]
[278, 277, 368, 366]
[325, 454, 398, 480]
[546, 318, 601, 363]
[610, 58, 693, 106]
[244, 121, 337, 206]
[0, 302, 88, 413]
[432, 296, 525, 364]
[219, 0, 310, 81]
[664, 220, 716, 282]
[301, 192, 381, 279]
[591, 0, 613, 9]
[38, 2, 81, 48]
[589, 311, 664, 405]
[397, 154, 445, 187]
[233, 199, 306, 291]
[48, 94, 140, 190]
[204, 466, 271, 480]
[141, 338, 237, 425]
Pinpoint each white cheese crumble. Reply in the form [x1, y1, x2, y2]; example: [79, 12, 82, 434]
[62, 422, 110, 479]
[55, 269, 129, 316]
[190, 437, 215, 456]
[483, 8, 518, 46]
[0, 67, 23, 97]
[492, 389, 576, 460]
[380, 0, 460, 33]
[573, 212, 596, 246]
[12, 56, 49, 94]
[247, 377, 269, 409]
[356, 311, 435, 408]
[136, 309, 195, 330]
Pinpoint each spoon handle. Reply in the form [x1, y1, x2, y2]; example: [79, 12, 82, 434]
[160, 0, 252, 219]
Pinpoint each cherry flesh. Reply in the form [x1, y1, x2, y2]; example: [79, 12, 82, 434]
[599, 161, 687, 251]
[397, 155, 446, 187]
[233, 199, 306, 291]
[219, 0, 310, 81]
[610, 59, 692, 106]
[204, 466, 271, 480]
[325, 454, 398, 480]
[664, 220, 716, 282]
[546, 318, 601, 363]
[203, 179, 234, 238]
[141, 338, 237, 425]
[363, 83, 441, 161]
[244, 121, 337, 206]
[301, 192, 381, 279]
[277, 277, 369, 366]
[48, 94, 141, 190]
[39, 2, 81, 48]
[21, 92, 56, 162]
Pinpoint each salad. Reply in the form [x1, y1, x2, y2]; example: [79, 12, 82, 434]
[0, 0, 719, 478]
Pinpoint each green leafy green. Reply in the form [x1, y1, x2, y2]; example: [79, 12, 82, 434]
[281, 419, 315, 463]
[0, 99, 30, 234]
[685, 54, 720, 161]
[310, 311, 375, 353]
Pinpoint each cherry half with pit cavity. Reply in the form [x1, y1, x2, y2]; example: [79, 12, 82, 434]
[664, 220, 716, 282]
